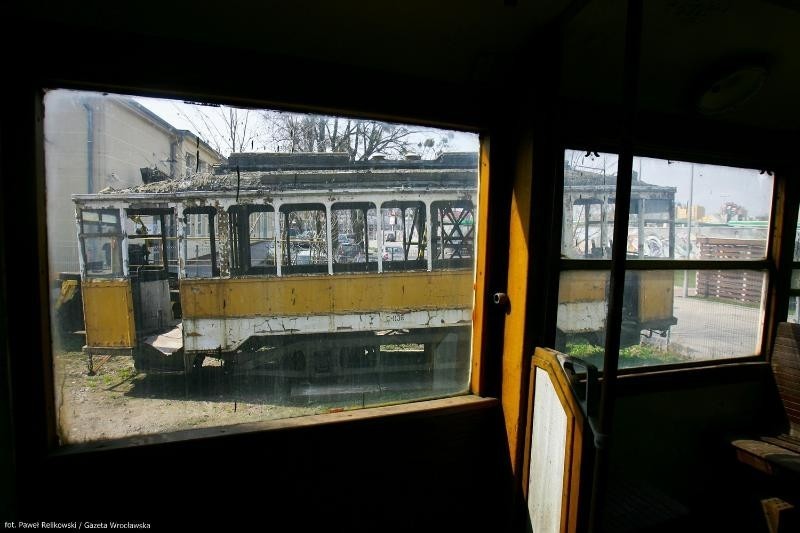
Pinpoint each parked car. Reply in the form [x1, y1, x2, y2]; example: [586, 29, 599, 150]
[382, 242, 404, 261]
[337, 243, 364, 262]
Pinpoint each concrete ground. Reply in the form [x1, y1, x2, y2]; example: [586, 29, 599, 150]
[654, 292, 762, 360]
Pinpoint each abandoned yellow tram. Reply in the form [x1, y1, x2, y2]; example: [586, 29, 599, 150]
[73, 152, 478, 394]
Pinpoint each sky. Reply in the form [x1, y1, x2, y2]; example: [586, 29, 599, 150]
[134, 95, 479, 158]
[116, 94, 779, 219]
[566, 150, 773, 219]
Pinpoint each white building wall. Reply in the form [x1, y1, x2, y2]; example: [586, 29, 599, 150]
[97, 99, 174, 190]
[43, 90, 220, 278]
[44, 90, 94, 277]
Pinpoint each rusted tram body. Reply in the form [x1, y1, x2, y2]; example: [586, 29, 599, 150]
[72, 152, 478, 393]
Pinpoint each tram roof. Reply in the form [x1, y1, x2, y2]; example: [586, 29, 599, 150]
[564, 168, 677, 197]
[91, 152, 479, 196]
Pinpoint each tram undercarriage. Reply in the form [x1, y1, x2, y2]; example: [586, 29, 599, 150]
[134, 325, 471, 398]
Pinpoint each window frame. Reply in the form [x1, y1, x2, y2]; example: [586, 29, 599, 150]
[125, 208, 174, 274]
[555, 146, 786, 375]
[331, 201, 378, 273]
[279, 202, 330, 275]
[379, 200, 428, 272]
[242, 204, 278, 276]
[430, 200, 476, 270]
[78, 207, 125, 279]
[183, 206, 219, 278]
[20, 83, 488, 458]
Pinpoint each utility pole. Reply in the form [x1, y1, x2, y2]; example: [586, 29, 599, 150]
[683, 163, 695, 297]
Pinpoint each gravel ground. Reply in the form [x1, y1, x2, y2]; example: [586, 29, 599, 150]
[51, 334, 458, 444]
[53, 335, 337, 444]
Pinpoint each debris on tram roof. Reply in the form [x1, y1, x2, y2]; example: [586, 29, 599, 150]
[101, 152, 479, 194]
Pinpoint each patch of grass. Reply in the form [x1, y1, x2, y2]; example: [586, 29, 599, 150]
[82, 364, 139, 390]
[565, 342, 604, 358]
[100, 366, 136, 387]
[565, 341, 688, 367]
[619, 344, 687, 365]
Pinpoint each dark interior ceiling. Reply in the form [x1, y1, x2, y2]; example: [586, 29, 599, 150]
[16, 0, 800, 133]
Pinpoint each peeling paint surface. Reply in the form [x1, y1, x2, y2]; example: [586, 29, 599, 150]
[179, 271, 474, 318]
[82, 279, 136, 348]
[183, 309, 471, 352]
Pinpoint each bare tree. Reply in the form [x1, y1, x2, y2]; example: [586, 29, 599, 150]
[263, 111, 426, 161]
[176, 102, 262, 157]
[414, 131, 454, 159]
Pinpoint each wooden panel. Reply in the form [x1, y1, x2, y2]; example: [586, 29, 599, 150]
[558, 270, 607, 303]
[180, 270, 474, 318]
[82, 279, 135, 348]
[696, 237, 766, 260]
[470, 138, 490, 395]
[773, 322, 800, 427]
[528, 367, 568, 533]
[25, 395, 513, 531]
[772, 352, 800, 371]
[696, 269, 764, 305]
[523, 348, 586, 533]
[501, 136, 533, 472]
[638, 270, 674, 323]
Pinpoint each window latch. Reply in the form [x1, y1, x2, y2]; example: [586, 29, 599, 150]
[493, 292, 510, 313]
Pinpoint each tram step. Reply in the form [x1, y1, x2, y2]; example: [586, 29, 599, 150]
[142, 323, 183, 355]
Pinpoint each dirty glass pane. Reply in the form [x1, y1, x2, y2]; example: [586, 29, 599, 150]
[81, 209, 120, 234]
[787, 205, 800, 323]
[627, 157, 771, 260]
[45, 88, 480, 443]
[562, 150, 619, 259]
[792, 269, 800, 290]
[556, 270, 610, 370]
[82, 236, 123, 277]
[618, 270, 765, 368]
[789, 296, 800, 324]
[794, 205, 800, 262]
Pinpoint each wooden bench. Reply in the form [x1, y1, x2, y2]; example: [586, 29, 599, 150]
[731, 322, 800, 531]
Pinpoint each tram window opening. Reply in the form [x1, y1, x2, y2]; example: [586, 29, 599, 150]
[380, 201, 428, 271]
[280, 204, 328, 274]
[184, 208, 218, 278]
[558, 150, 773, 370]
[431, 200, 475, 269]
[332, 202, 377, 273]
[79, 209, 124, 278]
[246, 206, 277, 274]
[125, 210, 175, 275]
